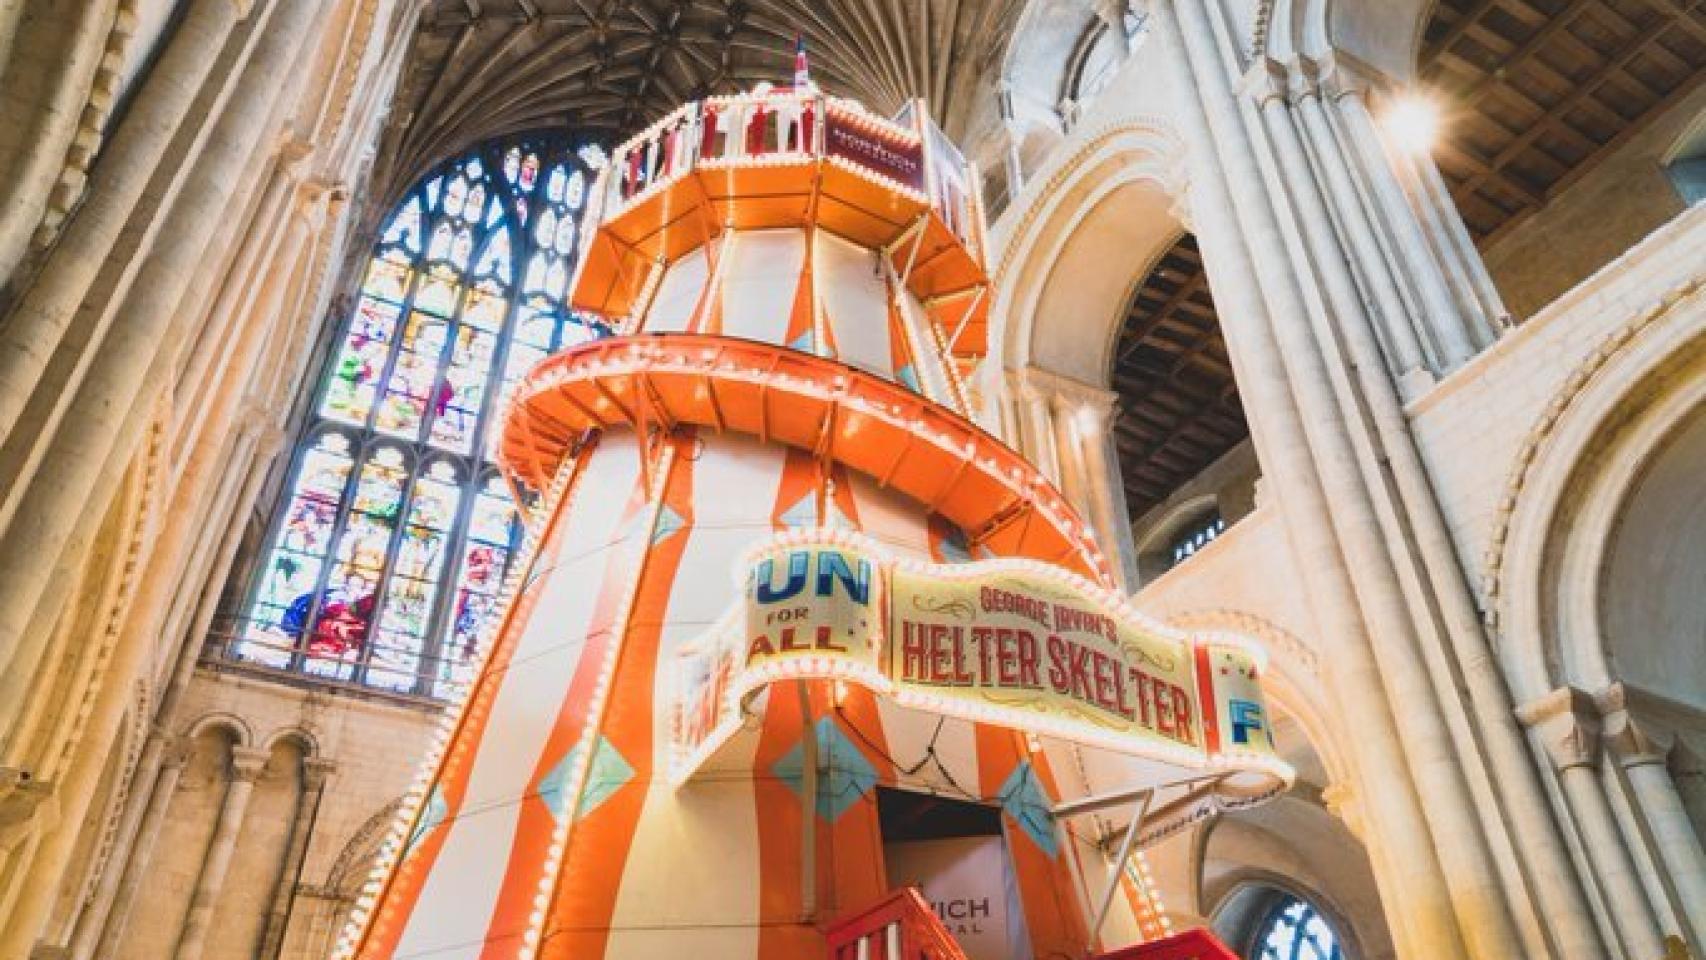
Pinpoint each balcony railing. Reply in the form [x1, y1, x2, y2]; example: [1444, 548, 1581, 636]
[826, 888, 968, 960]
[596, 89, 983, 261]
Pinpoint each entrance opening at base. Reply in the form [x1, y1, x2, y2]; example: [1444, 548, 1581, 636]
[876, 786, 1030, 960]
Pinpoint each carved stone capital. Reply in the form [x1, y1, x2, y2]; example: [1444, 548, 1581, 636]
[1022, 367, 1118, 419]
[1312, 51, 1385, 101]
[1516, 686, 1602, 771]
[1321, 780, 1364, 840]
[230, 747, 271, 783]
[303, 757, 338, 790]
[1241, 58, 1292, 108]
[1597, 683, 1680, 768]
[0, 775, 55, 834]
[276, 132, 316, 176]
[160, 736, 194, 770]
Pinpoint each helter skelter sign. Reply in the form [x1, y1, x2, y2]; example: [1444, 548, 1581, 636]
[671, 530, 1289, 784]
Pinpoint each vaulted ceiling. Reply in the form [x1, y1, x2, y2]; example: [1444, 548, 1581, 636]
[372, 0, 1023, 202]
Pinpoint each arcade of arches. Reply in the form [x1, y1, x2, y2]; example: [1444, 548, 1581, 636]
[0, 1, 1702, 958]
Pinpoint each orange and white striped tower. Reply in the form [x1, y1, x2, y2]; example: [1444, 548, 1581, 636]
[339, 85, 1288, 960]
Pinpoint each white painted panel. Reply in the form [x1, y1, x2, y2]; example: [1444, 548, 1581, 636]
[609, 439, 788, 935]
[395, 438, 644, 958]
[845, 472, 933, 559]
[720, 229, 804, 344]
[819, 232, 894, 377]
[643, 246, 710, 333]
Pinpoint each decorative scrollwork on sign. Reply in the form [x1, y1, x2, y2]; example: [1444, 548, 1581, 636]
[910, 595, 975, 620]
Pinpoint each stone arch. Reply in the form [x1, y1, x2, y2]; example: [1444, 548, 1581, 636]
[183, 711, 256, 749]
[1204, 865, 1376, 960]
[1163, 609, 1345, 792]
[990, 118, 1187, 386]
[1255, 0, 1436, 81]
[261, 726, 324, 760]
[1492, 278, 1706, 703]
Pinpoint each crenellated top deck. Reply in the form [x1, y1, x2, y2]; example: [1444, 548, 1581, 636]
[569, 88, 992, 359]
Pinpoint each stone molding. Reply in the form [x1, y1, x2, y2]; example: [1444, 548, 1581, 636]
[1516, 686, 1602, 772]
[229, 747, 271, 782]
[1481, 271, 1706, 637]
[991, 117, 1184, 286]
[31, 0, 141, 251]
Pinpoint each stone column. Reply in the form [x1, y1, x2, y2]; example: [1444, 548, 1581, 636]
[1047, 382, 1136, 590]
[1519, 688, 1667, 960]
[1148, 3, 1469, 957]
[1285, 64, 1431, 393]
[0, 0, 325, 689]
[258, 756, 335, 958]
[1600, 689, 1706, 954]
[0, 0, 252, 451]
[174, 746, 269, 960]
[70, 735, 189, 960]
[1012, 374, 1063, 485]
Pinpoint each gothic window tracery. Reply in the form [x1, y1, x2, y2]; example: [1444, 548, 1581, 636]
[1253, 896, 1346, 960]
[236, 139, 608, 696]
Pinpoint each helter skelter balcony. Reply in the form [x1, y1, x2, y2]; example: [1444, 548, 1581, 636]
[571, 87, 991, 362]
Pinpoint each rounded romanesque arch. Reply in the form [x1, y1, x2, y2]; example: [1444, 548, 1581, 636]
[1491, 278, 1706, 703]
[990, 118, 1189, 385]
[1254, 0, 1435, 80]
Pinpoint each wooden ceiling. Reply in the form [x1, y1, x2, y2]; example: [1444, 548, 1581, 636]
[1110, 0, 1706, 522]
[373, 0, 1021, 203]
[1108, 234, 1247, 520]
[1420, 0, 1706, 241]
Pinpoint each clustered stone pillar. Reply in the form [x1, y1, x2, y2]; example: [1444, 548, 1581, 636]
[1145, 0, 1583, 956]
[173, 746, 270, 960]
[0, 0, 253, 494]
[1518, 688, 1667, 959]
[0, 0, 341, 951]
[68, 736, 191, 960]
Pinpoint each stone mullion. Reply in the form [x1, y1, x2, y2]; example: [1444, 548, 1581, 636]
[1148, 3, 1469, 958]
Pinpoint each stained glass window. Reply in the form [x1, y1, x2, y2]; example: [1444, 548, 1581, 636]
[1253, 896, 1345, 960]
[235, 139, 608, 696]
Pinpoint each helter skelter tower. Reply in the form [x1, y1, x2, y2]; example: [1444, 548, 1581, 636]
[340, 73, 1291, 960]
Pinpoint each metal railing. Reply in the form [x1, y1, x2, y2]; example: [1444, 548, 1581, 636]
[826, 888, 968, 960]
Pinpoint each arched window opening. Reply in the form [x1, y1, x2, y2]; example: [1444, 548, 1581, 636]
[1168, 510, 1225, 567]
[1666, 119, 1706, 206]
[1112, 233, 1252, 544]
[233, 138, 609, 697]
[1252, 895, 1345, 960]
[1067, 10, 1148, 113]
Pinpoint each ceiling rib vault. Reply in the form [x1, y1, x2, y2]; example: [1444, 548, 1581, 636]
[376, 0, 1023, 203]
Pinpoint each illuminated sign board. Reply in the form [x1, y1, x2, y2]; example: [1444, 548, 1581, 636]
[672, 533, 1287, 785]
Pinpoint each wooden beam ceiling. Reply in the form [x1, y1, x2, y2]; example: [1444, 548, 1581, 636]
[1421, 0, 1706, 242]
[1108, 234, 1248, 520]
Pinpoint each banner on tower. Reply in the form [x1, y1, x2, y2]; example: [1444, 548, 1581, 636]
[670, 534, 1287, 785]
